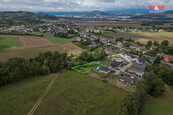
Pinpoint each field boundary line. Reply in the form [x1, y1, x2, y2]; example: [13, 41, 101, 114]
[28, 75, 58, 115]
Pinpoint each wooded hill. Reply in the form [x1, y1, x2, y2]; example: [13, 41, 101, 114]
[0, 11, 58, 27]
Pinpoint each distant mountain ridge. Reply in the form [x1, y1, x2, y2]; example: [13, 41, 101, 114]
[40, 9, 173, 18]
[0, 11, 59, 27]
[40, 9, 149, 17]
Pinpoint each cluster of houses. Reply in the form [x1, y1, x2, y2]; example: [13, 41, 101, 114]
[81, 25, 166, 33]
[0, 26, 33, 33]
[157, 53, 173, 69]
[94, 52, 149, 85]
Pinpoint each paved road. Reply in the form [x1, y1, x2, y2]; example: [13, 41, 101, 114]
[28, 75, 58, 115]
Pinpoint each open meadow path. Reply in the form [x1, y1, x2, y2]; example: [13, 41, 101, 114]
[28, 74, 58, 115]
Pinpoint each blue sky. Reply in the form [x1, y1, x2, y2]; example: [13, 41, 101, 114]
[0, 0, 172, 11]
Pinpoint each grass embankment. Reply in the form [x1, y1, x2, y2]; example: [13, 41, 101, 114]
[0, 74, 55, 115]
[34, 71, 127, 115]
[0, 36, 20, 52]
[141, 85, 173, 115]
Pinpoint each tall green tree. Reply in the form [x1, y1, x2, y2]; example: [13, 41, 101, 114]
[150, 78, 165, 97]
[161, 40, 169, 49]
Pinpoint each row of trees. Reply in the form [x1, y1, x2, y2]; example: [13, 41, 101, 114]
[0, 31, 43, 37]
[0, 51, 67, 86]
[0, 50, 106, 86]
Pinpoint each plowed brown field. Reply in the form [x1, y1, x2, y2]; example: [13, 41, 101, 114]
[19, 36, 54, 48]
[0, 35, 54, 48]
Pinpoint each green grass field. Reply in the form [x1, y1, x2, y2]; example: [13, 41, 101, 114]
[34, 71, 127, 115]
[0, 70, 127, 115]
[0, 36, 20, 52]
[44, 34, 73, 44]
[103, 31, 173, 45]
[0, 74, 54, 115]
[141, 85, 173, 115]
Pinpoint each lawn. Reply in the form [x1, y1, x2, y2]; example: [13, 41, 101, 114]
[141, 85, 173, 115]
[0, 74, 55, 115]
[34, 71, 128, 115]
[103, 31, 173, 45]
[44, 34, 73, 44]
[72, 61, 103, 74]
[0, 36, 20, 52]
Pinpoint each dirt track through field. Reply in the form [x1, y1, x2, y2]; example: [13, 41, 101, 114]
[28, 75, 58, 115]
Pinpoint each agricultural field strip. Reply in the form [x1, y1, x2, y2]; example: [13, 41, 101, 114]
[28, 75, 58, 115]
[71, 61, 103, 74]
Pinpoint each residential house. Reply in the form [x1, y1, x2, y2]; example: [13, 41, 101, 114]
[136, 57, 145, 64]
[130, 43, 137, 48]
[127, 69, 144, 77]
[150, 57, 155, 63]
[134, 64, 147, 70]
[125, 53, 145, 64]
[164, 56, 173, 63]
[150, 45, 157, 50]
[104, 49, 112, 54]
[110, 61, 122, 68]
[125, 53, 137, 61]
[120, 76, 134, 85]
[74, 37, 82, 42]
[113, 57, 123, 62]
[98, 66, 111, 74]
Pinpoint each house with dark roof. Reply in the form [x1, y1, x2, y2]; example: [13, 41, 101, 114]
[99, 66, 111, 74]
[125, 53, 145, 64]
[125, 53, 137, 61]
[119, 76, 134, 85]
[150, 57, 155, 63]
[110, 61, 122, 68]
[134, 64, 147, 70]
[136, 57, 145, 64]
[127, 69, 144, 77]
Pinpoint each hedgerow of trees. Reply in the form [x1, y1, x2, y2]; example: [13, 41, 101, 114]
[0, 50, 105, 86]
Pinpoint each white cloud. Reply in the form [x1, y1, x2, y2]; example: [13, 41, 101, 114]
[0, 0, 172, 11]
[2, 0, 10, 2]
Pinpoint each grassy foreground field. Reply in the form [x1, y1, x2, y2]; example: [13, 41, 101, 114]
[103, 31, 173, 45]
[34, 71, 127, 115]
[0, 36, 20, 52]
[141, 85, 173, 115]
[0, 74, 55, 115]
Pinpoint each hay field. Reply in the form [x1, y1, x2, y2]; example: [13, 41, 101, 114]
[103, 31, 173, 45]
[0, 43, 83, 62]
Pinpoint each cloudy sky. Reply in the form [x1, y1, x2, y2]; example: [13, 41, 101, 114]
[0, 0, 172, 12]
